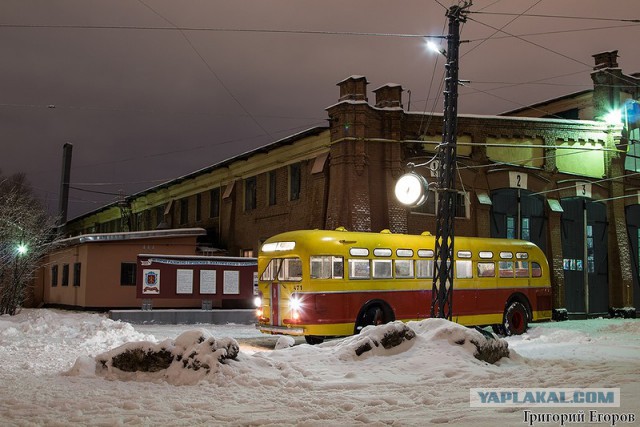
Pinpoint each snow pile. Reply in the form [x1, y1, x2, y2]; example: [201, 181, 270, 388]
[1, 309, 638, 426]
[83, 329, 240, 385]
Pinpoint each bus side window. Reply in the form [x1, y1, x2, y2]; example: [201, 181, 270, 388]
[515, 261, 529, 278]
[310, 256, 344, 279]
[531, 262, 542, 278]
[333, 257, 344, 279]
[395, 259, 414, 278]
[372, 260, 392, 278]
[456, 260, 473, 279]
[416, 259, 434, 278]
[348, 259, 370, 279]
[499, 261, 514, 278]
[477, 262, 495, 277]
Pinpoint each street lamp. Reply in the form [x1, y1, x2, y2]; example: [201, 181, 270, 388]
[16, 243, 28, 256]
[394, 169, 430, 208]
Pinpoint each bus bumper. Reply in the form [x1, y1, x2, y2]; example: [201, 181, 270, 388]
[256, 324, 305, 336]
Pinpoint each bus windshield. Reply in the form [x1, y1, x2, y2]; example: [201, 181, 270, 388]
[260, 257, 303, 281]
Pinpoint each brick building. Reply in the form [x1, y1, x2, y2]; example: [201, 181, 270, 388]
[64, 50, 640, 317]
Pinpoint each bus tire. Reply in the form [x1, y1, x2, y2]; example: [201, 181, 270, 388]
[304, 335, 324, 345]
[502, 301, 529, 336]
[355, 305, 385, 334]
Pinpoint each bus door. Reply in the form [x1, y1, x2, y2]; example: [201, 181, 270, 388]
[269, 280, 281, 326]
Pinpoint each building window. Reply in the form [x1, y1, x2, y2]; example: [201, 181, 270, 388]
[289, 163, 301, 201]
[268, 171, 277, 206]
[196, 194, 202, 222]
[73, 263, 81, 287]
[244, 177, 257, 211]
[61, 264, 69, 286]
[51, 265, 58, 287]
[156, 205, 164, 227]
[121, 263, 137, 286]
[210, 188, 220, 218]
[179, 198, 189, 225]
[413, 189, 437, 215]
[241, 249, 254, 257]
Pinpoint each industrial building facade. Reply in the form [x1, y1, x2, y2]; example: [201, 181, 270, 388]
[64, 50, 640, 317]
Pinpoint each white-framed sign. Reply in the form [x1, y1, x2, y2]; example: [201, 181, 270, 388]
[509, 171, 528, 189]
[576, 182, 592, 198]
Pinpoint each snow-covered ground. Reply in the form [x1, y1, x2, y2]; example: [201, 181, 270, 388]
[0, 309, 638, 426]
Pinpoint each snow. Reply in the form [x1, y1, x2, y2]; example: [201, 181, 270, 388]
[0, 309, 639, 426]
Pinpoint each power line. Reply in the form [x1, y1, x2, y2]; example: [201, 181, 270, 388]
[469, 11, 640, 23]
[0, 23, 445, 39]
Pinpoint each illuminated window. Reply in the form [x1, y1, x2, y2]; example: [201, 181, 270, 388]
[456, 260, 473, 279]
[416, 259, 434, 278]
[395, 260, 414, 278]
[349, 259, 370, 279]
[477, 262, 495, 277]
[372, 260, 392, 278]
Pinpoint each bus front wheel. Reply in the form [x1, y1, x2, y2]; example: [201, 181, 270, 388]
[305, 335, 324, 345]
[502, 301, 529, 336]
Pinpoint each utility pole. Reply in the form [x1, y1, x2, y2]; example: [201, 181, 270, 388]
[431, 1, 471, 320]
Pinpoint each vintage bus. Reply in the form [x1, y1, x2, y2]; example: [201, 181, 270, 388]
[255, 228, 553, 344]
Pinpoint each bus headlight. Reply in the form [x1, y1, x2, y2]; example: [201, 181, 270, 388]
[289, 296, 302, 312]
[253, 296, 262, 308]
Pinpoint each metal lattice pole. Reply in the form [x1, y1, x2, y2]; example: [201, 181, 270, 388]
[431, 2, 470, 320]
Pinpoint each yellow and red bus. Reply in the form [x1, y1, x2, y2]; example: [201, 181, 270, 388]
[255, 228, 552, 344]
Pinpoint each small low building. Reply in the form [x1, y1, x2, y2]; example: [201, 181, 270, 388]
[36, 228, 208, 309]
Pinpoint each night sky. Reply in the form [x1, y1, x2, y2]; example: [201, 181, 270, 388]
[1, 0, 639, 219]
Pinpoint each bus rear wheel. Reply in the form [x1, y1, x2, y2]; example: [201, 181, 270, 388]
[304, 335, 324, 345]
[502, 301, 529, 336]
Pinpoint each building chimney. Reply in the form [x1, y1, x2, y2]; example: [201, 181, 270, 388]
[373, 83, 404, 108]
[593, 50, 619, 70]
[337, 75, 368, 102]
[57, 142, 73, 227]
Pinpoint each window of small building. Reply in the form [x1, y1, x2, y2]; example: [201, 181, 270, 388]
[244, 177, 257, 211]
[73, 263, 81, 287]
[289, 163, 301, 201]
[121, 263, 137, 286]
[456, 260, 473, 279]
[372, 259, 392, 278]
[210, 188, 220, 218]
[179, 198, 189, 225]
[51, 265, 58, 287]
[241, 249, 254, 257]
[477, 262, 495, 277]
[395, 259, 414, 278]
[268, 171, 277, 206]
[61, 264, 69, 286]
